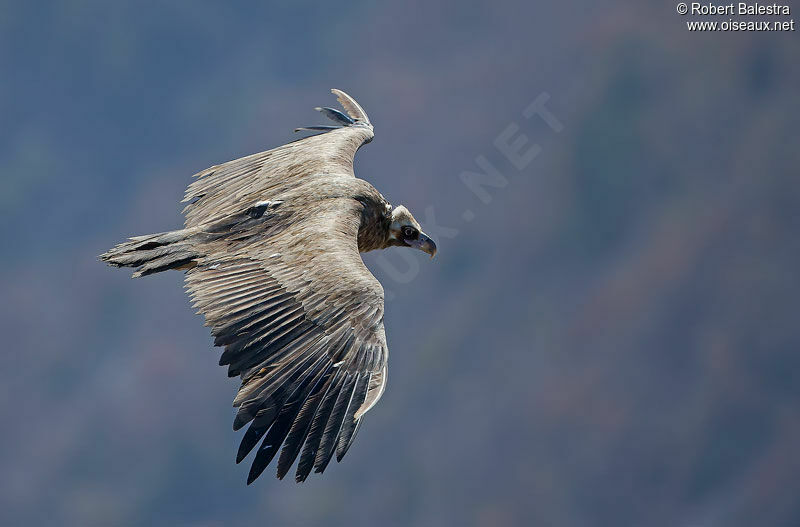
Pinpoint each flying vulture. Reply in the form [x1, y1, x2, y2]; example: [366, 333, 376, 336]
[100, 89, 436, 483]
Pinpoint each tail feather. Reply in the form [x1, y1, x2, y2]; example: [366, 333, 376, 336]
[100, 229, 199, 278]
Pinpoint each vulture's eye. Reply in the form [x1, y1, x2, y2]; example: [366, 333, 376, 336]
[402, 226, 417, 239]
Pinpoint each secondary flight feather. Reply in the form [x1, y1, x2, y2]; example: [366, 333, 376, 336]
[100, 89, 436, 484]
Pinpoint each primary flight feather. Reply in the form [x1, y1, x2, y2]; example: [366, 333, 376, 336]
[100, 89, 436, 484]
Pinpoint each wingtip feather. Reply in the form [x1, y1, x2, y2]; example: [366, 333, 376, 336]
[331, 89, 370, 124]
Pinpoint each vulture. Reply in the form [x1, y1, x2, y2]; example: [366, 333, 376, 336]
[100, 89, 436, 484]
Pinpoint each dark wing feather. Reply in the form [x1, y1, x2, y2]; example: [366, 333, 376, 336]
[314, 107, 354, 125]
[185, 197, 388, 483]
[296, 368, 348, 481]
[336, 371, 370, 460]
[182, 89, 373, 229]
[293, 125, 341, 133]
[313, 371, 359, 474]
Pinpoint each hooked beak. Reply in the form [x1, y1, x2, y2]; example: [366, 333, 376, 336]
[407, 232, 437, 259]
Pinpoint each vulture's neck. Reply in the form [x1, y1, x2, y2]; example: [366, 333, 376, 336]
[357, 199, 392, 253]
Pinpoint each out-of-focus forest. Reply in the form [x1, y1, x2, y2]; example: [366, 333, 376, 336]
[2, 1, 799, 526]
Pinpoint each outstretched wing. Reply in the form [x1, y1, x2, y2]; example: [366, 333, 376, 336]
[185, 197, 388, 483]
[182, 89, 374, 228]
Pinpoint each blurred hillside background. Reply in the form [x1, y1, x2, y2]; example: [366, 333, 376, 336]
[2, 1, 799, 526]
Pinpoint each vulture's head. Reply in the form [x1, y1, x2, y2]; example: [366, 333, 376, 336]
[387, 205, 437, 258]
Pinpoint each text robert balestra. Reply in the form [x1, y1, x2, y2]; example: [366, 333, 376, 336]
[690, 3, 791, 15]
